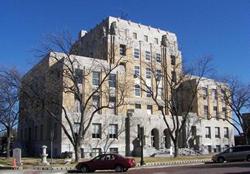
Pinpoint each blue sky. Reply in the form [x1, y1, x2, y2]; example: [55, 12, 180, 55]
[0, 0, 249, 82]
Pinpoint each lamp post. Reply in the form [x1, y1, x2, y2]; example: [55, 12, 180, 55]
[139, 126, 145, 166]
[50, 129, 54, 164]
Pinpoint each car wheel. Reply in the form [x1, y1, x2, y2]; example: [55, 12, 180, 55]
[217, 157, 225, 163]
[247, 155, 250, 162]
[80, 165, 89, 173]
[115, 165, 124, 172]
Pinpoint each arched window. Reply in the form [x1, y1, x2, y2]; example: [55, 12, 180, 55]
[151, 128, 160, 150]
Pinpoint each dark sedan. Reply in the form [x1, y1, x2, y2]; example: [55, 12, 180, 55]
[76, 153, 136, 172]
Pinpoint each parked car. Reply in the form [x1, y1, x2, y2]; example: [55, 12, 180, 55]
[75, 153, 136, 172]
[212, 145, 250, 163]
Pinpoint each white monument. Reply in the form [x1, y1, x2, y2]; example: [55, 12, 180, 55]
[41, 145, 49, 165]
[13, 148, 22, 166]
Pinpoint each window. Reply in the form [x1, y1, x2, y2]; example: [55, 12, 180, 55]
[213, 106, 218, 118]
[92, 123, 101, 138]
[75, 69, 83, 84]
[212, 89, 217, 100]
[134, 48, 140, 59]
[144, 35, 148, 42]
[207, 145, 212, 153]
[135, 103, 141, 109]
[204, 105, 209, 116]
[93, 95, 100, 110]
[146, 68, 151, 78]
[110, 148, 118, 154]
[205, 127, 211, 138]
[109, 96, 116, 114]
[171, 71, 176, 82]
[147, 86, 152, 97]
[134, 66, 140, 78]
[120, 44, 126, 56]
[91, 148, 101, 157]
[202, 87, 208, 99]
[134, 84, 141, 96]
[158, 105, 163, 111]
[92, 71, 100, 86]
[156, 70, 162, 81]
[109, 74, 116, 88]
[171, 55, 176, 65]
[133, 32, 137, 39]
[224, 127, 229, 138]
[145, 51, 151, 61]
[158, 87, 163, 97]
[222, 107, 227, 118]
[154, 38, 158, 44]
[109, 124, 118, 138]
[156, 53, 161, 63]
[147, 105, 153, 115]
[215, 127, 220, 138]
[73, 122, 80, 136]
[216, 145, 221, 153]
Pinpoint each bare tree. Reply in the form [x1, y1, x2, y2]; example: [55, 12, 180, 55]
[139, 56, 213, 157]
[217, 77, 250, 144]
[0, 67, 21, 158]
[21, 32, 130, 161]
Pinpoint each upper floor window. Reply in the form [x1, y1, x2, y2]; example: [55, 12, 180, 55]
[204, 105, 209, 116]
[156, 70, 162, 81]
[145, 51, 151, 61]
[109, 124, 118, 139]
[120, 44, 126, 56]
[147, 86, 152, 97]
[215, 127, 220, 138]
[222, 107, 227, 118]
[144, 35, 148, 42]
[75, 69, 83, 84]
[134, 84, 141, 96]
[109, 74, 116, 88]
[92, 71, 100, 86]
[133, 32, 137, 39]
[171, 55, 176, 65]
[134, 48, 140, 59]
[93, 95, 101, 113]
[156, 53, 161, 63]
[92, 123, 101, 138]
[212, 89, 218, 100]
[154, 38, 159, 44]
[146, 68, 151, 79]
[147, 105, 153, 114]
[135, 103, 141, 109]
[202, 87, 208, 99]
[134, 66, 140, 78]
[171, 71, 176, 82]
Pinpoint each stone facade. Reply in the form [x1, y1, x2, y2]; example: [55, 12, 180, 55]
[18, 16, 234, 158]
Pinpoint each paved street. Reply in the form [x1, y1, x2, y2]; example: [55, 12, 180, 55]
[0, 162, 250, 174]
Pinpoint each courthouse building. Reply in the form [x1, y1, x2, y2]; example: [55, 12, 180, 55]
[18, 16, 234, 157]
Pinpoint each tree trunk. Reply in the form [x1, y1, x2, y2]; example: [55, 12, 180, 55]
[173, 139, 179, 157]
[74, 144, 81, 162]
[6, 128, 11, 158]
